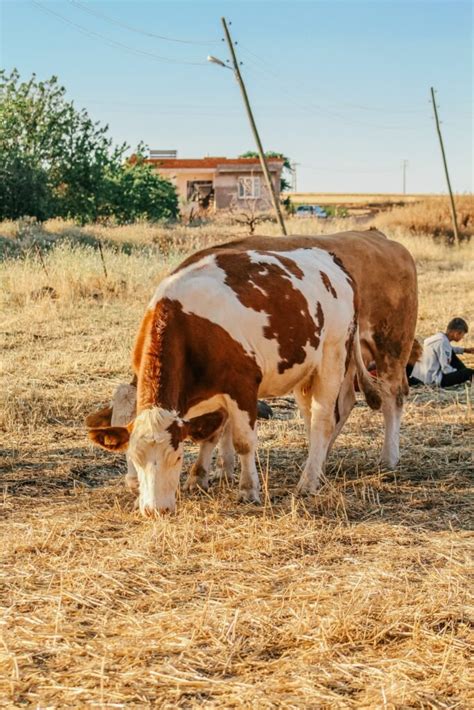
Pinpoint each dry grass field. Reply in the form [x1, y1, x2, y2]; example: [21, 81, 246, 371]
[288, 195, 473, 239]
[1, 215, 473, 707]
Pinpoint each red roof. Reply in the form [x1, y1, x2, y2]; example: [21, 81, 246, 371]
[142, 157, 284, 169]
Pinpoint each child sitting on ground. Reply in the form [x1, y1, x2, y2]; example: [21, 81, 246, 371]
[408, 317, 473, 387]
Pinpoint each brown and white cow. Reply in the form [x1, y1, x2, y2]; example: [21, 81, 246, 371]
[87, 231, 410, 516]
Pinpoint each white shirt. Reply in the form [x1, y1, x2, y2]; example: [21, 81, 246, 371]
[411, 332, 464, 385]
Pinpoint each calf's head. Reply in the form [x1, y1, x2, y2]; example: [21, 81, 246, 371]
[88, 407, 225, 516]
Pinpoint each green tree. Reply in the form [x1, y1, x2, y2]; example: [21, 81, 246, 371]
[239, 150, 293, 192]
[0, 70, 178, 223]
[105, 153, 178, 224]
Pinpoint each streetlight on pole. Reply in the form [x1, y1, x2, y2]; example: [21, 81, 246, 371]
[207, 19, 287, 236]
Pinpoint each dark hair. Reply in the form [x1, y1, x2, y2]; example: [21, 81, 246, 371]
[447, 317, 468, 333]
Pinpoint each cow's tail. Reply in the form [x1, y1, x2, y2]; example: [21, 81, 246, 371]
[407, 338, 423, 366]
[353, 324, 382, 410]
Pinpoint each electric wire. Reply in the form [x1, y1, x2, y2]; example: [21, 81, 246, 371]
[31, 1, 208, 66]
[68, 0, 220, 45]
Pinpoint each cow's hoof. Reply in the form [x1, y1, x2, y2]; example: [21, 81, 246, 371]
[295, 479, 320, 496]
[125, 475, 139, 494]
[184, 476, 209, 493]
[214, 471, 235, 487]
[380, 457, 399, 471]
[257, 400, 273, 419]
[238, 488, 261, 504]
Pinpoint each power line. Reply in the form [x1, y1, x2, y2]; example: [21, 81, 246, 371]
[238, 44, 430, 116]
[31, 1, 208, 66]
[68, 0, 220, 45]
[241, 62, 424, 132]
[300, 163, 399, 174]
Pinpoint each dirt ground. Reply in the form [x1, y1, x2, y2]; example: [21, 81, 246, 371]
[1, 222, 473, 707]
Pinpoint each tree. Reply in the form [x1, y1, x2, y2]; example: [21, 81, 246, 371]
[0, 70, 178, 223]
[239, 151, 293, 192]
[105, 153, 178, 224]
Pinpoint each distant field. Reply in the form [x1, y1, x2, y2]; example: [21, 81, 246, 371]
[287, 192, 448, 205]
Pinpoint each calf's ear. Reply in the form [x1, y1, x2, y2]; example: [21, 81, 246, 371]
[85, 406, 113, 429]
[185, 409, 227, 442]
[89, 426, 130, 451]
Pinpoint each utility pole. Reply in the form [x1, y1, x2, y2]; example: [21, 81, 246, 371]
[401, 159, 408, 195]
[430, 87, 460, 246]
[221, 17, 287, 235]
[291, 161, 300, 191]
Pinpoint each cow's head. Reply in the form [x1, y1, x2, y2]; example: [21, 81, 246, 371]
[88, 407, 226, 516]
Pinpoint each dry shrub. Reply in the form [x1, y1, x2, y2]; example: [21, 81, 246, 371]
[371, 195, 474, 241]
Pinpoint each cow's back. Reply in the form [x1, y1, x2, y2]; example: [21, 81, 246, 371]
[175, 230, 417, 367]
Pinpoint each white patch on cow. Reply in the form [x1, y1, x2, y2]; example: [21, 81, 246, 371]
[184, 394, 228, 421]
[128, 407, 184, 514]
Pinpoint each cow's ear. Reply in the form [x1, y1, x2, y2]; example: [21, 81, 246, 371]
[185, 409, 227, 442]
[89, 426, 130, 451]
[85, 406, 113, 429]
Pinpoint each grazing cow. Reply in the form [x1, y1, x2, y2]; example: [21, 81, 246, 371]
[88, 233, 395, 515]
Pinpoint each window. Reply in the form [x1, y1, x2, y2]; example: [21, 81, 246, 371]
[238, 176, 261, 199]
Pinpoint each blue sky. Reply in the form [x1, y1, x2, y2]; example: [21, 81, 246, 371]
[2, 0, 472, 193]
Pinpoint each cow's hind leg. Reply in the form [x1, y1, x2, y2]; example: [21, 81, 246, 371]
[376, 359, 408, 469]
[294, 383, 312, 435]
[296, 343, 346, 495]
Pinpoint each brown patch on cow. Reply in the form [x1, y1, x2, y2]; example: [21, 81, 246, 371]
[320, 271, 338, 298]
[166, 420, 184, 450]
[215, 252, 321, 374]
[373, 320, 403, 359]
[257, 251, 304, 279]
[329, 252, 355, 288]
[234, 440, 251, 455]
[132, 309, 154, 375]
[186, 410, 227, 442]
[396, 386, 404, 408]
[315, 301, 324, 338]
[137, 298, 262, 427]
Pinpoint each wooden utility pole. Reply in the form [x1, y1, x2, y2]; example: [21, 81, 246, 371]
[402, 159, 408, 194]
[221, 17, 287, 235]
[430, 87, 460, 246]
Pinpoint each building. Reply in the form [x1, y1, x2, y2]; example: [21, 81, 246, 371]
[143, 153, 284, 211]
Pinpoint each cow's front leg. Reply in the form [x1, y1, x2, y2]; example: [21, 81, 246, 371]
[184, 432, 220, 493]
[125, 455, 139, 495]
[226, 398, 260, 504]
[217, 420, 235, 483]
